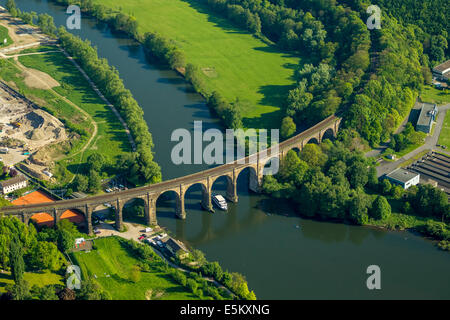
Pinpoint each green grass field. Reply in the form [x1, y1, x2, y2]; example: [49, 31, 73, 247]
[0, 270, 64, 293]
[93, 0, 301, 129]
[438, 110, 450, 149]
[0, 25, 13, 47]
[420, 85, 450, 105]
[18, 50, 132, 161]
[71, 237, 196, 300]
[418, 85, 450, 149]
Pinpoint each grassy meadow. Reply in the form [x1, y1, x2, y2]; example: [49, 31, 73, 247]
[93, 0, 301, 129]
[18, 49, 132, 160]
[438, 110, 450, 149]
[0, 270, 64, 293]
[0, 24, 13, 46]
[71, 237, 197, 300]
[420, 85, 450, 105]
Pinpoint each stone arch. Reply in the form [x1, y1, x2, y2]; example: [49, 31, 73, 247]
[289, 147, 301, 155]
[155, 189, 184, 219]
[211, 174, 236, 204]
[121, 197, 147, 224]
[321, 128, 335, 142]
[30, 212, 54, 228]
[306, 137, 319, 145]
[262, 156, 280, 177]
[236, 166, 259, 193]
[184, 182, 212, 212]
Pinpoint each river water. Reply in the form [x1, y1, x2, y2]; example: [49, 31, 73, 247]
[6, 0, 450, 299]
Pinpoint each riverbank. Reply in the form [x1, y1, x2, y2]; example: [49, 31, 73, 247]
[53, 0, 301, 129]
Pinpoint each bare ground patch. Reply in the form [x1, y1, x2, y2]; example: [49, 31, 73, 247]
[16, 58, 60, 89]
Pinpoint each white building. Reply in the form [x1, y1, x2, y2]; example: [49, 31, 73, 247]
[0, 175, 28, 194]
[386, 168, 420, 189]
[432, 60, 450, 82]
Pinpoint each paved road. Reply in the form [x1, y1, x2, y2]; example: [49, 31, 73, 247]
[374, 104, 450, 177]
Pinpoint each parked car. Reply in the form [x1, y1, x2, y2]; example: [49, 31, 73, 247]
[138, 235, 145, 241]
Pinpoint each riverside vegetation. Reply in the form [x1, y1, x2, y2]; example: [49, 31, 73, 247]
[0, 215, 254, 300]
[262, 133, 449, 250]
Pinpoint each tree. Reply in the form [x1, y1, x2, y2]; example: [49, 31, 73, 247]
[88, 170, 101, 193]
[58, 288, 76, 300]
[280, 116, 296, 138]
[9, 236, 25, 283]
[57, 229, 74, 253]
[349, 191, 370, 225]
[6, 279, 30, 300]
[31, 285, 58, 300]
[87, 153, 105, 172]
[78, 278, 108, 300]
[380, 179, 392, 195]
[73, 175, 88, 193]
[347, 160, 368, 189]
[370, 195, 391, 220]
[279, 150, 308, 185]
[299, 143, 326, 167]
[29, 241, 65, 271]
[5, 0, 16, 14]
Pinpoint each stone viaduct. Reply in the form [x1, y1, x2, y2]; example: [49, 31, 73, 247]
[0, 115, 341, 234]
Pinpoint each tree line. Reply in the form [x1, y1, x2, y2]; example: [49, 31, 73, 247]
[57, 26, 162, 185]
[262, 133, 448, 230]
[0, 217, 109, 300]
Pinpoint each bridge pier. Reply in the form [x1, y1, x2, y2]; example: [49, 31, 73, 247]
[176, 191, 186, 219]
[21, 212, 31, 225]
[142, 195, 157, 226]
[226, 179, 238, 203]
[201, 187, 213, 212]
[249, 167, 262, 193]
[53, 208, 62, 228]
[115, 199, 124, 231]
[85, 205, 93, 235]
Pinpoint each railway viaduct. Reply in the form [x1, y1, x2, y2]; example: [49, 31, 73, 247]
[0, 115, 341, 234]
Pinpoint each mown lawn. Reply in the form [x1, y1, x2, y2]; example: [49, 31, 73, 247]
[438, 110, 450, 149]
[18, 49, 132, 161]
[71, 237, 197, 300]
[0, 270, 64, 293]
[0, 25, 13, 47]
[93, 0, 301, 129]
[420, 85, 450, 105]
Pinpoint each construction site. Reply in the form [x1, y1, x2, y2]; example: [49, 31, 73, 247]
[0, 81, 68, 177]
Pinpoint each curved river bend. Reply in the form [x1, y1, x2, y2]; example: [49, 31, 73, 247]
[6, 0, 450, 299]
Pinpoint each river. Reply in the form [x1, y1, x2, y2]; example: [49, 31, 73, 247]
[6, 0, 450, 299]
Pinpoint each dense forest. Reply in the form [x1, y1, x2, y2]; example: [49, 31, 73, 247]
[262, 133, 449, 242]
[43, 0, 446, 150]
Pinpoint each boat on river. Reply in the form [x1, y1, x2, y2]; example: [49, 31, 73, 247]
[212, 193, 228, 211]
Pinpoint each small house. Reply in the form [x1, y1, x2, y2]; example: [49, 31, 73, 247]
[416, 103, 437, 134]
[0, 175, 28, 194]
[432, 60, 450, 82]
[165, 238, 189, 259]
[386, 168, 420, 189]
